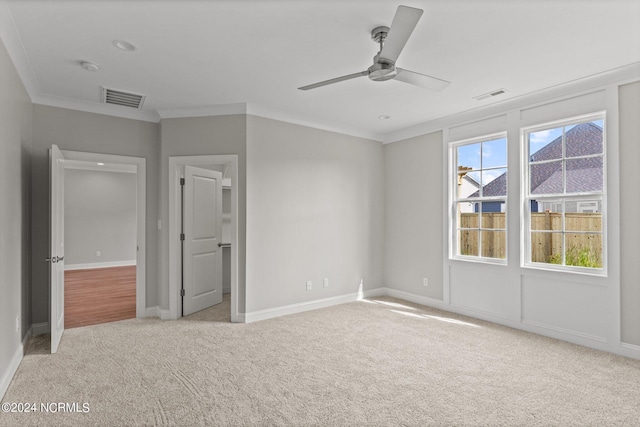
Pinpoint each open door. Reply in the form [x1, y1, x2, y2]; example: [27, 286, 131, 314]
[49, 145, 65, 353]
[182, 166, 223, 316]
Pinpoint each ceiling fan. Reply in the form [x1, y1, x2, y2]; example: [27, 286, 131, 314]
[298, 5, 451, 91]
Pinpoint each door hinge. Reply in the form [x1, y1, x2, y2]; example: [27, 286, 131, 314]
[181, 289, 186, 297]
[180, 233, 185, 241]
[180, 178, 185, 185]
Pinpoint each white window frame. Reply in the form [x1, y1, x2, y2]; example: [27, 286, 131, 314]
[450, 132, 508, 264]
[521, 112, 607, 275]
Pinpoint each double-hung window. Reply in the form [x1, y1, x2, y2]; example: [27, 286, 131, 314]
[452, 134, 508, 261]
[523, 114, 605, 272]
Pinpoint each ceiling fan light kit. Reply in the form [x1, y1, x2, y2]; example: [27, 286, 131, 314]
[298, 5, 451, 92]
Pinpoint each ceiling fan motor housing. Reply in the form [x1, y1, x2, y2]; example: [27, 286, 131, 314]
[368, 60, 397, 81]
[368, 26, 396, 81]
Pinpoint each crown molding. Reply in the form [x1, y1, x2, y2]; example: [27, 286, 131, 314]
[381, 62, 640, 144]
[0, 0, 39, 100]
[156, 103, 247, 120]
[158, 102, 384, 142]
[246, 103, 383, 142]
[34, 93, 160, 123]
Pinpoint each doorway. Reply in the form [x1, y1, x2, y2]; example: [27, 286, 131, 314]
[168, 155, 240, 322]
[63, 164, 138, 328]
[60, 151, 147, 320]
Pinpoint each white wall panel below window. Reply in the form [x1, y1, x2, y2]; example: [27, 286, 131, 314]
[449, 263, 514, 320]
[521, 275, 608, 342]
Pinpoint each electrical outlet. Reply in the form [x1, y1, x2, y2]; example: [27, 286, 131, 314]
[323, 278, 329, 288]
[16, 315, 20, 331]
[96, 251, 101, 257]
[423, 277, 429, 287]
[306, 280, 312, 291]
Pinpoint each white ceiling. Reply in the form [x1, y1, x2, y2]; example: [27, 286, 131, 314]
[2, 0, 639, 141]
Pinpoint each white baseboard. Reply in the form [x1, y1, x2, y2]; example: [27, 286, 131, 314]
[381, 287, 449, 310]
[31, 322, 49, 336]
[144, 306, 160, 318]
[0, 339, 25, 400]
[363, 287, 387, 298]
[245, 291, 376, 323]
[621, 342, 640, 359]
[143, 306, 172, 320]
[65, 260, 136, 271]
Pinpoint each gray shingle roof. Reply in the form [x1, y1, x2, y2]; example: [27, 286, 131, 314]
[469, 122, 603, 198]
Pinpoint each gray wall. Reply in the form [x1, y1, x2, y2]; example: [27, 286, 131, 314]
[0, 37, 32, 395]
[64, 169, 137, 266]
[31, 105, 160, 324]
[160, 115, 247, 312]
[245, 115, 384, 312]
[383, 131, 444, 300]
[620, 81, 640, 346]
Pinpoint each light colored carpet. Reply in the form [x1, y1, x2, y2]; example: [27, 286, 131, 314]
[2, 295, 640, 426]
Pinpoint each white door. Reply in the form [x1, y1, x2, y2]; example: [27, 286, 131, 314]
[182, 166, 223, 316]
[49, 145, 65, 353]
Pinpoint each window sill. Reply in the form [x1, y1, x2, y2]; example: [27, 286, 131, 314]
[450, 256, 508, 267]
[522, 262, 607, 278]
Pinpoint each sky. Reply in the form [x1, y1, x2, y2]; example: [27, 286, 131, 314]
[457, 137, 507, 185]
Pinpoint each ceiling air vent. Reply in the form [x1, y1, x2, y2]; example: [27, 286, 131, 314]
[473, 88, 508, 101]
[101, 87, 146, 109]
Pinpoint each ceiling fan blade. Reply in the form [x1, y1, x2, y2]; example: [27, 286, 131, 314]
[298, 71, 368, 90]
[395, 68, 451, 91]
[379, 5, 423, 63]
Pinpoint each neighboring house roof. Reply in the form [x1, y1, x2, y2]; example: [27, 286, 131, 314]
[468, 122, 603, 198]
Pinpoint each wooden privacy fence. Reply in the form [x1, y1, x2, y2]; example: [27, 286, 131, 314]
[459, 213, 506, 258]
[459, 212, 603, 265]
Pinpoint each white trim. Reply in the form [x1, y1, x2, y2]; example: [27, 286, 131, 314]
[144, 306, 160, 318]
[65, 260, 136, 271]
[521, 319, 608, 343]
[0, 328, 33, 399]
[31, 322, 49, 336]
[157, 103, 247, 119]
[60, 152, 147, 318]
[0, 0, 39, 100]
[0, 339, 23, 400]
[63, 159, 136, 174]
[620, 343, 640, 359]
[168, 155, 240, 322]
[604, 83, 622, 354]
[246, 104, 383, 142]
[382, 287, 449, 311]
[143, 306, 172, 320]
[33, 96, 159, 123]
[244, 288, 387, 323]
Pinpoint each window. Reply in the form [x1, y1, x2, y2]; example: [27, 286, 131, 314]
[452, 134, 507, 261]
[523, 114, 605, 271]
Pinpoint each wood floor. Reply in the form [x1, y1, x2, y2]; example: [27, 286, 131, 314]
[64, 265, 136, 329]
